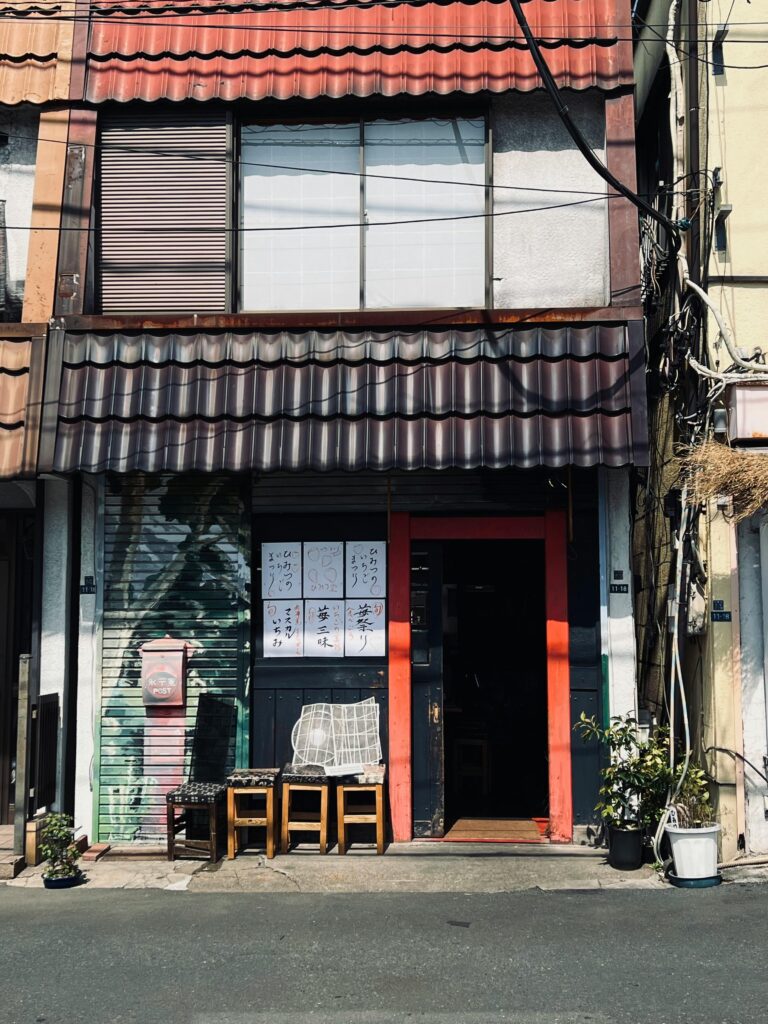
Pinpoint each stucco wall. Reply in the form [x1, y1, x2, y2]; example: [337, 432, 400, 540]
[492, 92, 610, 308]
[0, 110, 38, 321]
[706, 4, 768, 360]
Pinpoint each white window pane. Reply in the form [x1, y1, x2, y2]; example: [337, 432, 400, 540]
[241, 123, 360, 311]
[364, 119, 485, 309]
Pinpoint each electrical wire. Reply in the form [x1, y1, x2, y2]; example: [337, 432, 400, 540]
[507, 0, 681, 242]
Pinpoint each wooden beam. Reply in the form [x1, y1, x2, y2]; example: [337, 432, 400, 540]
[605, 91, 641, 309]
[23, 109, 70, 323]
[55, 110, 98, 316]
[60, 307, 643, 333]
[388, 512, 412, 842]
[411, 517, 546, 541]
[544, 507, 573, 842]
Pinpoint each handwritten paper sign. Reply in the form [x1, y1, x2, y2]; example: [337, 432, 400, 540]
[304, 600, 345, 657]
[346, 541, 387, 598]
[261, 543, 302, 599]
[263, 601, 303, 658]
[345, 599, 386, 657]
[303, 542, 344, 597]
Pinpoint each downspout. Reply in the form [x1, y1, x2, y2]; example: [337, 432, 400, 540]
[758, 518, 768, 773]
[686, 0, 701, 286]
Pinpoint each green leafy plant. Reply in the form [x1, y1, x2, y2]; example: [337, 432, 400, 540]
[671, 762, 712, 827]
[40, 813, 82, 880]
[575, 713, 673, 830]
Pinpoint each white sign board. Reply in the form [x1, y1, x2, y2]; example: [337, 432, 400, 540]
[345, 541, 387, 598]
[263, 601, 304, 658]
[345, 599, 386, 657]
[261, 543, 302, 599]
[304, 600, 345, 658]
[303, 542, 344, 597]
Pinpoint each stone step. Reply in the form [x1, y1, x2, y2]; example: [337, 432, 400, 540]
[0, 853, 25, 880]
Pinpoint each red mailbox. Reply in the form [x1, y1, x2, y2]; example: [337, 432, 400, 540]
[139, 636, 192, 706]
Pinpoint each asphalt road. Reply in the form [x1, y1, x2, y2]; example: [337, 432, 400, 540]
[1, 884, 765, 1024]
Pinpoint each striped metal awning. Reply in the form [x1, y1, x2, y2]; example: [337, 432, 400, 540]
[42, 324, 648, 472]
[85, 0, 632, 103]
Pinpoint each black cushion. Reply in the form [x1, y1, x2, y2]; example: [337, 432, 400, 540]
[281, 763, 328, 785]
[227, 768, 280, 788]
[166, 782, 226, 804]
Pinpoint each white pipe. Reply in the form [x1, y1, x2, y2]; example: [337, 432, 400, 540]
[687, 354, 768, 384]
[685, 276, 765, 372]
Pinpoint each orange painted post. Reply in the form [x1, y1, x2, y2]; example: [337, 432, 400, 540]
[545, 507, 573, 842]
[388, 511, 412, 841]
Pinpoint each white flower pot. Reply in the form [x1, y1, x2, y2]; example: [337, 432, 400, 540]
[665, 823, 721, 879]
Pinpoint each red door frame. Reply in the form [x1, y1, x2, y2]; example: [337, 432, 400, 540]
[387, 510, 572, 843]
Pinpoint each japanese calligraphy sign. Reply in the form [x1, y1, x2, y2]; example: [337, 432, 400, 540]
[261, 543, 302, 599]
[263, 601, 304, 658]
[304, 600, 345, 657]
[303, 542, 344, 597]
[345, 600, 386, 657]
[345, 541, 387, 599]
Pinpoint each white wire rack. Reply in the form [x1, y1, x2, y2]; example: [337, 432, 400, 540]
[291, 697, 382, 775]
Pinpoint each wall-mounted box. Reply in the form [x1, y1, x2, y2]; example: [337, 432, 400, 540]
[726, 384, 768, 447]
[139, 636, 192, 706]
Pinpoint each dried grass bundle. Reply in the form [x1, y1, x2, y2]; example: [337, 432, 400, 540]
[681, 440, 768, 521]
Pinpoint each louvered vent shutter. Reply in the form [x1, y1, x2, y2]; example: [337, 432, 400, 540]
[99, 109, 228, 313]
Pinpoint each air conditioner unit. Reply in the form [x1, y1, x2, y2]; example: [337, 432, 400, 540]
[726, 384, 768, 447]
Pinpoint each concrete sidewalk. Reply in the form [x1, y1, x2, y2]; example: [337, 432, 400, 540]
[5, 840, 671, 893]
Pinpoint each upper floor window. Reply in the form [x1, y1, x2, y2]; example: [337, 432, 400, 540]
[240, 117, 486, 312]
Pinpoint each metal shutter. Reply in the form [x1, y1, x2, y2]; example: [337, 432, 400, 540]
[99, 476, 248, 844]
[99, 108, 229, 314]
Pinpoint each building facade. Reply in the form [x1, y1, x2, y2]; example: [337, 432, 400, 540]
[4, 0, 647, 851]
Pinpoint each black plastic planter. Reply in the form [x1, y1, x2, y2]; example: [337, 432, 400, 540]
[607, 826, 644, 870]
[43, 872, 83, 890]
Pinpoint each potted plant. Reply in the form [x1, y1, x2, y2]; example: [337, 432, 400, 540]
[664, 763, 720, 886]
[575, 713, 671, 870]
[40, 812, 83, 889]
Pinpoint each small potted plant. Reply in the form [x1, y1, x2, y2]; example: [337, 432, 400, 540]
[575, 713, 671, 870]
[664, 763, 720, 886]
[40, 812, 83, 889]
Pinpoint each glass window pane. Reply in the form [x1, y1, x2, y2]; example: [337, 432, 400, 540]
[241, 123, 360, 311]
[364, 118, 485, 309]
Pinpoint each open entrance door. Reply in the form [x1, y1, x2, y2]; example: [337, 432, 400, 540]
[411, 540, 548, 840]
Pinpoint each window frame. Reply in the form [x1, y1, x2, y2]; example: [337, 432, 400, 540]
[236, 110, 492, 314]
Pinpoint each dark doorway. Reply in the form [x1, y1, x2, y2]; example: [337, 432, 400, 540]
[0, 511, 35, 825]
[442, 541, 547, 829]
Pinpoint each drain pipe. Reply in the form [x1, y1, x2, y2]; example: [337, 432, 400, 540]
[758, 517, 768, 776]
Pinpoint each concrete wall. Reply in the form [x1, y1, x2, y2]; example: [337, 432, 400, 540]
[74, 477, 101, 842]
[737, 518, 768, 853]
[492, 92, 610, 308]
[0, 110, 38, 321]
[599, 468, 637, 720]
[38, 480, 71, 811]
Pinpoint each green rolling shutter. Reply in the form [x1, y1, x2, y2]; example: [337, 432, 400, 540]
[98, 475, 249, 844]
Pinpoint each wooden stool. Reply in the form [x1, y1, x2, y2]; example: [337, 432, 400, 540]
[166, 782, 226, 863]
[226, 769, 280, 860]
[337, 781, 385, 855]
[280, 766, 330, 854]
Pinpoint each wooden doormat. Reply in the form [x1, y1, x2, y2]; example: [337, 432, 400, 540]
[442, 817, 549, 842]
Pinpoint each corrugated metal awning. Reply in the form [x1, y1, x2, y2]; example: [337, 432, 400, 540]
[0, 331, 46, 478]
[0, 4, 74, 104]
[85, 0, 632, 103]
[45, 325, 647, 472]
